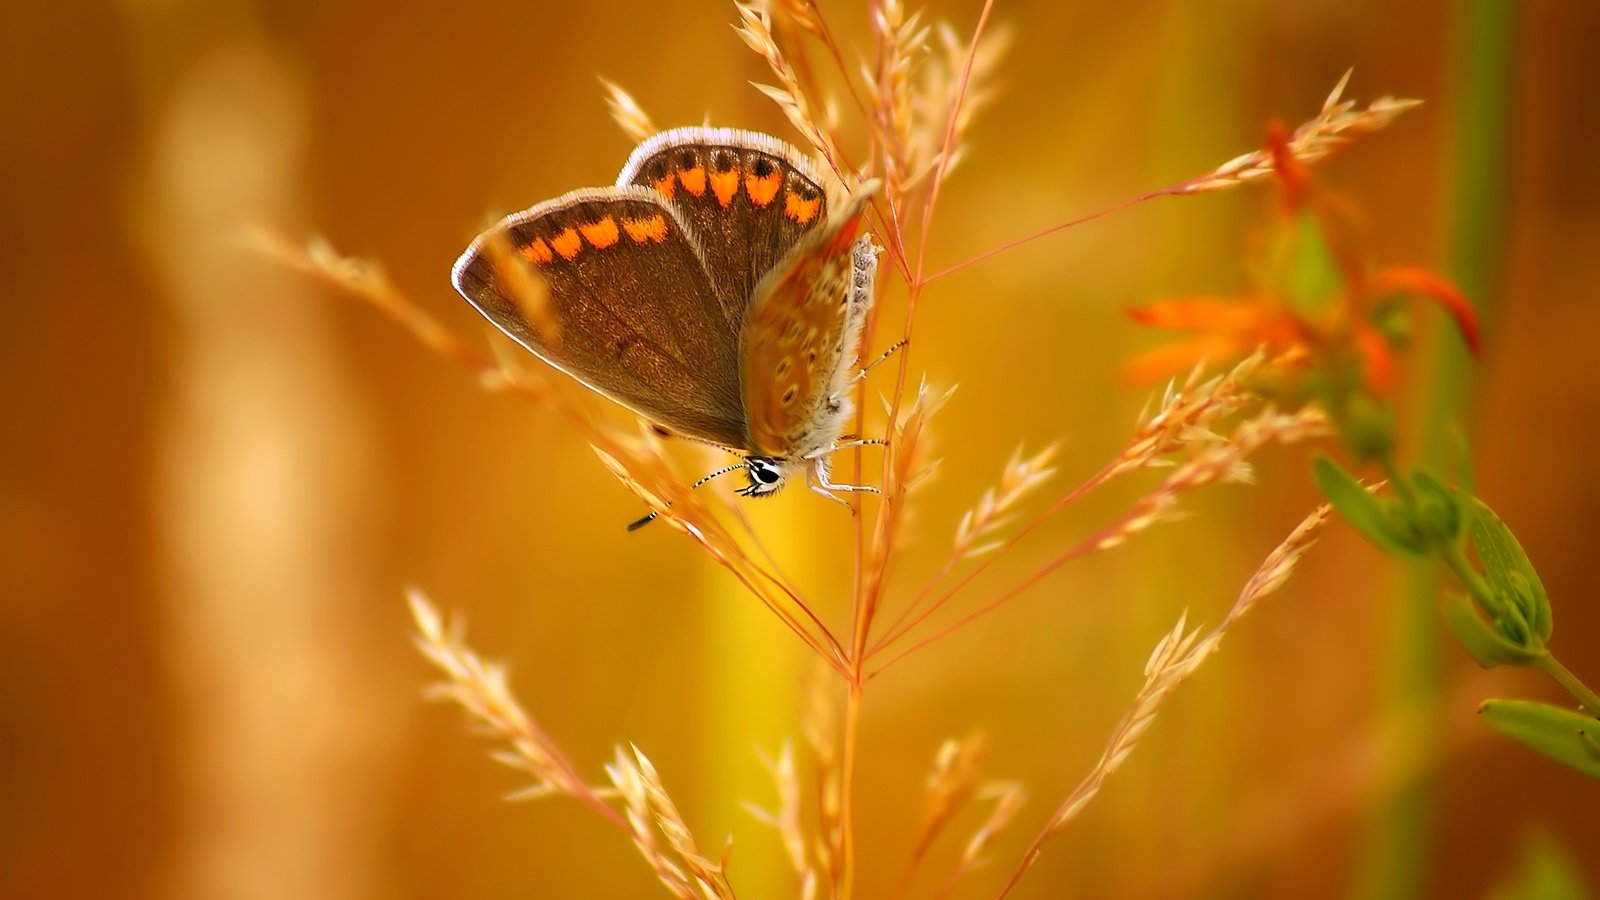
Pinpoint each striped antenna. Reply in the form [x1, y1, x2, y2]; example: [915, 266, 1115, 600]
[626, 462, 746, 531]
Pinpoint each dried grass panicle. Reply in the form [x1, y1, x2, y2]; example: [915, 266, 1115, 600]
[924, 734, 985, 824]
[768, 0, 820, 35]
[1093, 403, 1328, 553]
[873, 16, 1009, 204]
[996, 502, 1335, 897]
[948, 781, 1026, 886]
[735, 1, 839, 171]
[867, 0, 930, 202]
[1112, 351, 1266, 479]
[953, 444, 1058, 558]
[635, 748, 732, 893]
[1074, 503, 1335, 831]
[865, 368, 1315, 671]
[1214, 501, 1333, 632]
[601, 79, 659, 144]
[888, 733, 993, 897]
[1181, 70, 1421, 195]
[407, 592, 622, 825]
[866, 377, 956, 584]
[917, 20, 1008, 188]
[746, 742, 816, 892]
[249, 231, 536, 394]
[884, 377, 957, 498]
[608, 745, 738, 900]
[916, 734, 985, 848]
[607, 747, 699, 899]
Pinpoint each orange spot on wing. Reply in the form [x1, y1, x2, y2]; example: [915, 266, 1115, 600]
[580, 216, 620, 249]
[784, 191, 821, 225]
[622, 214, 668, 243]
[520, 238, 553, 264]
[678, 165, 706, 196]
[745, 171, 782, 206]
[710, 168, 739, 207]
[549, 227, 582, 260]
[651, 174, 676, 198]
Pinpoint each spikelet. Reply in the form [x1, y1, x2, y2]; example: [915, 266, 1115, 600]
[607, 745, 737, 899]
[1111, 352, 1266, 479]
[1092, 404, 1328, 553]
[1181, 71, 1421, 195]
[745, 742, 817, 892]
[802, 665, 842, 887]
[407, 592, 624, 824]
[953, 444, 1058, 559]
[905, 20, 1010, 192]
[734, 1, 840, 171]
[885, 377, 957, 497]
[948, 780, 1027, 887]
[600, 78, 658, 144]
[867, 0, 929, 204]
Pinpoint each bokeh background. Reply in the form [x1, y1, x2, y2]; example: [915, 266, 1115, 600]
[4, 0, 1597, 897]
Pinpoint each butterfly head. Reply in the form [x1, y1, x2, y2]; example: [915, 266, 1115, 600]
[739, 456, 794, 497]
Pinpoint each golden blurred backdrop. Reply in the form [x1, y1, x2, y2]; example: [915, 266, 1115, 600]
[3, 0, 1597, 898]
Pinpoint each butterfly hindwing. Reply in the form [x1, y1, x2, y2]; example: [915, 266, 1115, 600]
[452, 187, 748, 447]
[738, 196, 876, 458]
[618, 128, 831, 335]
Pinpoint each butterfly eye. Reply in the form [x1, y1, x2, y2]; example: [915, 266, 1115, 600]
[748, 458, 781, 485]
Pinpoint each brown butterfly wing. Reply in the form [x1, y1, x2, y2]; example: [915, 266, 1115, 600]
[738, 197, 874, 458]
[452, 187, 748, 447]
[617, 128, 832, 334]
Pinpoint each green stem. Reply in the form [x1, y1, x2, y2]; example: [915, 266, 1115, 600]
[1437, 543, 1500, 617]
[1535, 654, 1600, 720]
[1380, 455, 1415, 506]
[1355, 3, 1515, 896]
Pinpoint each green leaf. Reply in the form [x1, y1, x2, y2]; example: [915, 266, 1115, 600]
[1580, 729, 1600, 762]
[1472, 499, 1552, 641]
[1311, 454, 1424, 557]
[1479, 699, 1600, 778]
[1443, 593, 1543, 667]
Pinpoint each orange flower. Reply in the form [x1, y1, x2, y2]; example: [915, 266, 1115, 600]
[1127, 122, 1479, 392]
[1124, 297, 1304, 384]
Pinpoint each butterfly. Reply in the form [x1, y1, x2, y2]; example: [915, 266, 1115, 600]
[451, 128, 887, 526]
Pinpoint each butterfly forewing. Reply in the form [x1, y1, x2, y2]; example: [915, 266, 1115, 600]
[618, 128, 831, 334]
[452, 187, 748, 446]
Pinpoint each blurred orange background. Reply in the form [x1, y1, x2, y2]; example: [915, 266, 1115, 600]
[4, 1, 1597, 897]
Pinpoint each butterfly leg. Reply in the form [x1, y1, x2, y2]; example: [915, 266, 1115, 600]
[831, 339, 908, 403]
[803, 437, 886, 460]
[806, 458, 882, 505]
[816, 475, 882, 496]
